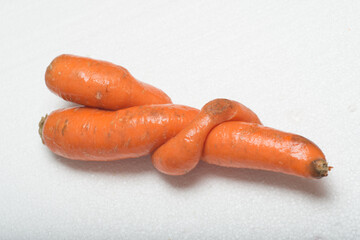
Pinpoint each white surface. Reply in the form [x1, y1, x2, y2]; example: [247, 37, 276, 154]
[1, 1, 359, 239]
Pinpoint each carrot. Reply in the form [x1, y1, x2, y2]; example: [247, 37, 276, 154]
[45, 54, 172, 110]
[152, 99, 262, 175]
[202, 122, 329, 179]
[39, 100, 329, 179]
[39, 105, 199, 161]
[41, 54, 330, 179]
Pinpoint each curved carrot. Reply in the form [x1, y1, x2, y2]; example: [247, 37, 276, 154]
[40, 54, 330, 179]
[39, 100, 328, 178]
[203, 122, 328, 178]
[45, 54, 172, 110]
[152, 99, 262, 175]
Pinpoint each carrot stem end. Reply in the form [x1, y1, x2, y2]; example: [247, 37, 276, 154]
[38, 114, 48, 144]
[311, 159, 331, 178]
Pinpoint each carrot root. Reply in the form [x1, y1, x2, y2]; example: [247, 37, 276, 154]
[311, 159, 331, 178]
[38, 114, 47, 144]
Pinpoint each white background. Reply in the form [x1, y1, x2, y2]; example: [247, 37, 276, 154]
[1, 1, 359, 239]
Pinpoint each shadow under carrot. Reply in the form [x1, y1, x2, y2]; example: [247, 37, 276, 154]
[51, 152, 330, 198]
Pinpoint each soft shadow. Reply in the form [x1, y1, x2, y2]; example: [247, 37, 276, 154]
[52, 152, 330, 198]
[160, 161, 330, 198]
[52, 153, 154, 176]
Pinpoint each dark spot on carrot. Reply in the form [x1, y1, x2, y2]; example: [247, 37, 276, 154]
[61, 119, 68, 136]
[291, 135, 310, 144]
[203, 99, 233, 116]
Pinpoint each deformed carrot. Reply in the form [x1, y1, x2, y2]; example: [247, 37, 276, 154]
[40, 54, 331, 179]
[39, 100, 329, 178]
[45, 54, 172, 110]
[152, 99, 262, 175]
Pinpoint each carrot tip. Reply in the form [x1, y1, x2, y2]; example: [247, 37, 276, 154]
[38, 114, 48, 144]
[311, 159, 330, 179]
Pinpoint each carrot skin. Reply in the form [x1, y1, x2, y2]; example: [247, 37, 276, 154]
[202, 121, 327, 178]
[40, 104, 327, 178]
[41, 54, 330, 179]
[45, 54, 172, 110]
[152, 99, 262, 175]
[42, 105, 199, 161]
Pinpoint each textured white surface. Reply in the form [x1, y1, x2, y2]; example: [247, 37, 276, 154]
[1, 1, 360, 239]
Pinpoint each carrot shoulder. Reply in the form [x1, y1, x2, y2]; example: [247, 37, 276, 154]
[45, 54, 172, 110]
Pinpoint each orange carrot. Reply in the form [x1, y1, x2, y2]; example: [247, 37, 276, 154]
[203, 122, 328, 179]
[45, 54, 172, 110]
[152, 99, 262, 175]
[40, 54, 330, 179]
[39, 100, 329, 178]
[39, 105, 199, 161]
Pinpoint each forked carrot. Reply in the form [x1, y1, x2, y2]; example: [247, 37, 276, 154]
[40, 55, 331, 179]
